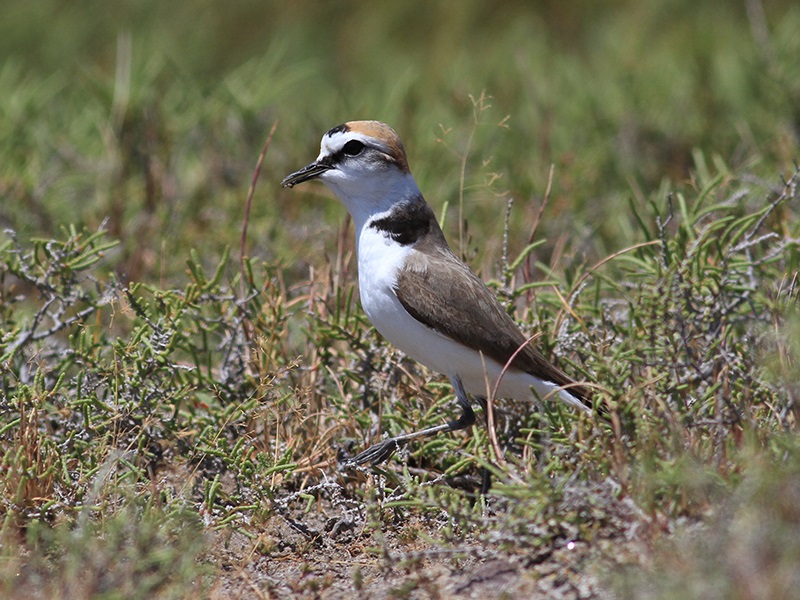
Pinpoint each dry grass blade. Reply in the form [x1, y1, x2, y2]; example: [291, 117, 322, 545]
[240, 119, 279, 272]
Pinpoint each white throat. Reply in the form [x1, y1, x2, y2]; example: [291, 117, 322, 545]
[320, 171, 422, 234]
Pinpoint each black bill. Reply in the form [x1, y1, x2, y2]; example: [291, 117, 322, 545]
[280, 162, 332, 188]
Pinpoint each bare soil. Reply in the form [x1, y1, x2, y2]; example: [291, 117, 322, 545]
[204, 477, 651, 599]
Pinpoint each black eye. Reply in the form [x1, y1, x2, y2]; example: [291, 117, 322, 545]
[342, 140, 365, 156]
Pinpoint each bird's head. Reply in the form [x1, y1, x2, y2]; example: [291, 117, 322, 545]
[282, 121, 420, 221]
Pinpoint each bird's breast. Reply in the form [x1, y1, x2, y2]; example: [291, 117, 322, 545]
[356, 227, 412, 327]
[355, 226, 470, 377]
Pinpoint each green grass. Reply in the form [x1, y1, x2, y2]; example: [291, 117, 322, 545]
[2, 1, 800, 597]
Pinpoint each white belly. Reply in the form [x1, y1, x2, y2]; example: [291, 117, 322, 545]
[356, 227, 583, 409]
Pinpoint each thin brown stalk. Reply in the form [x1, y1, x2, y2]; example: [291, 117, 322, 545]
[240, 119, 279, 275]
[523, 164, 555, 285]
[238, 120, 278, 370]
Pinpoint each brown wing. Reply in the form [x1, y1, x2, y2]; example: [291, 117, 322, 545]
[395, 244, 589, 402]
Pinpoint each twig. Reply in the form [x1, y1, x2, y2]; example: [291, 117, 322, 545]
[523, 164, 555, 285]
[240, 120, 279, 275]
[238, 120, 278, 365]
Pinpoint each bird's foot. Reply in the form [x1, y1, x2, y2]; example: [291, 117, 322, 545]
[339, 437, 408, 469]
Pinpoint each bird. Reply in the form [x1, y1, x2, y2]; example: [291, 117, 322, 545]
[281, 120, 593, 467]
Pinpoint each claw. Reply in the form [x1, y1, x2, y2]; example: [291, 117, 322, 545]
[340, 437, 407, 468]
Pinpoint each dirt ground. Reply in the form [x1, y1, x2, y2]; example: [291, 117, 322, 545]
[204, 477, 652, 599]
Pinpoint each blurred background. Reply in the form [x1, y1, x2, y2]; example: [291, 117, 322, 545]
[1, 0, 798, 283]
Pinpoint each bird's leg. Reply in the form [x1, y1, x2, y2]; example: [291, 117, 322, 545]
[470, 395, 495, 494]
[342, 376, 475, 468]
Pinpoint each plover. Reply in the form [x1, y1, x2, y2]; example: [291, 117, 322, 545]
[282, 120, 592, 466]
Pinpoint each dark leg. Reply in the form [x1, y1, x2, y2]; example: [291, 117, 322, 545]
[472, 395, 493, 495]
[342, 376, 475, 468]
[480, 467, 492, 495]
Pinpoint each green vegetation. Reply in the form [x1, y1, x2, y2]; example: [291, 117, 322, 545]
[1, 1, 799, 597]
